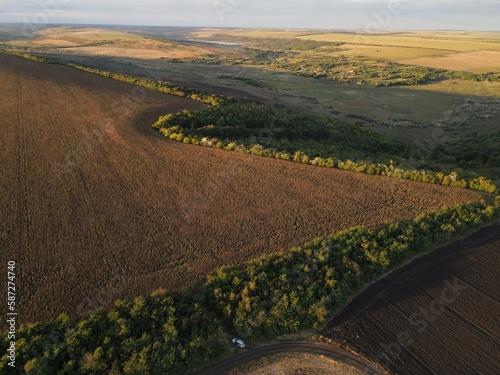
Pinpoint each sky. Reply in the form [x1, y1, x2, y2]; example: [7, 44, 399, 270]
[0, 0, 499, 31]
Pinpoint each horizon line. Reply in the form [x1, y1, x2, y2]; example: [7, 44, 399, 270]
[1, 22, 500, 33]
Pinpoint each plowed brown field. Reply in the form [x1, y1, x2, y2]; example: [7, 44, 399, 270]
[322, 224, 500, 375]
[0, 53, 484, 325]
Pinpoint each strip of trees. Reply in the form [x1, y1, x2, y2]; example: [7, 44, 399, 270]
[2, 199, 499, 374]
[62, 57, 497, 193]
[5, 51, 496, 193]
[153, 103, 498, 194]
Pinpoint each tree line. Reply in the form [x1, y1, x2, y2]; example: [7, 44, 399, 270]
[153, 103, 498, 194]
[4, 50, 497, 192]
[2, 199, 499, 374]
[65, 64, 226, 107]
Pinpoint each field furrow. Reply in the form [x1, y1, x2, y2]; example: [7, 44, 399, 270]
[455, 246, 500, 283]
[17, 67, 35, 297]
[436, 258, 500, 302]
[412, 265, 500, 339]
[322, 225, 500, 375]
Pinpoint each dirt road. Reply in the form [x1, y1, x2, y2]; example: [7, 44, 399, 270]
[191, 341, 382, 375]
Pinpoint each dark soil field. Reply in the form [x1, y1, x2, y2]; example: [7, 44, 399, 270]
[322, 223, 500, 375]
[0, 53, 485, 325]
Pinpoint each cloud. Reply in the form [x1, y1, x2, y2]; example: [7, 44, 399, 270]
[0, 0, 498, 30]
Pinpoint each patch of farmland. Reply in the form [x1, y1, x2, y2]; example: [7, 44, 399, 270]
[298, 33, 500, 52]
[322, 224, 500, 375]
[0, 53, 485, 325]
[334, 44, 450, 60]
[13, 27, 225, 59]
[65, 46, 201, 59]
[399, 51, 500, 73]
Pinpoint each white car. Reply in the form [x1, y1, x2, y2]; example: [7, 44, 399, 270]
[232, 338, 246, 349]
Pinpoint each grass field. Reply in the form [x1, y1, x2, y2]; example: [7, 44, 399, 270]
[190, 28, 314, 39]
[192, 29, 500, 51]
[31, 51, 500, 148]
[298, 32, 500, 52]
[225, 352, 365, 375]
[13, 27, 144, 46]
[65, 45, 207, 59]
[333, 44, 450, 60]
[0, 53, 485, 325]
[11, 27, 500, 72]
[6, 26, 500, 147]
[193, 29, 500, 51]
[399, 50, 500, 73]
[11, 27, 231, 60]
[189, 29, 500, 72]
